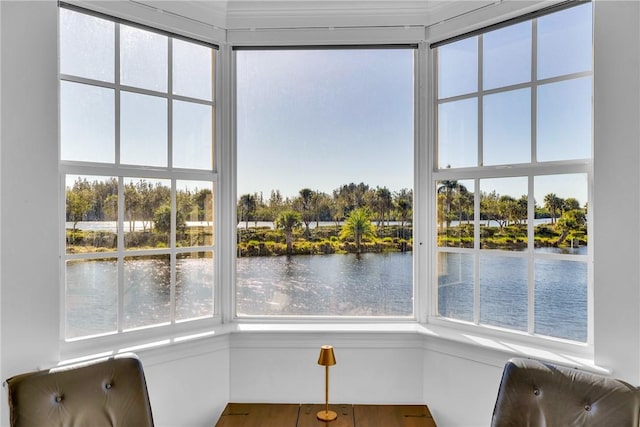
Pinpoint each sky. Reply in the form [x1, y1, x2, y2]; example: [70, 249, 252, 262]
[236, 48, 415, 200]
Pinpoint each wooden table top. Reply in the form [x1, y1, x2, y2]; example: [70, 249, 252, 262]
[215, 403, 436, 427]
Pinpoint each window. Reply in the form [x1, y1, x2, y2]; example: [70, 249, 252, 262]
[434, 3, 592, 342]
[60, 6, 217, 340]
[235, 47, 415, 317]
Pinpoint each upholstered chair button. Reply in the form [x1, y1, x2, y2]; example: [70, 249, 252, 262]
[55, 395, 63, 403]
[105, 383, 112, 389]
[533, 389, 540, 396]
[585, 404, 591, 411]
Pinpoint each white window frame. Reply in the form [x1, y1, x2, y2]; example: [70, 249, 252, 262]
[59, 4, 223, 352]
[225, 25, 428, 323]
[427, 3, 594, 350]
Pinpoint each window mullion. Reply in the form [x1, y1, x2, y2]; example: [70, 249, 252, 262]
[531, 19, 538, 164]
[527, 19, 538, 336]
[477, 35, 484, 168]
[115, 23, 124, 334]
[527, 175, 535, 335]
[117, 177, 125, 333]
[473, 177, 480, 324]
[474, 35, 483, 325]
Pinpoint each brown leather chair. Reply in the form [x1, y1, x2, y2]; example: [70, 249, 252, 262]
[491, 357, 640, 427]
[5, 353, 154, 427]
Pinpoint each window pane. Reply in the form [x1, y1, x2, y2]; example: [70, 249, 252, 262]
[535, 258, 587, 341]
[480, 254, 527, 331]
[437, 180, 474, 248]
[60, 8, 114, 82]
[173, 101, 213, 170]
[123, 255, 170, 329]
[176, 251, 214, 320]
[480, 177, 528, 251]
[538, 3, 592, 79]
[236, 48, 413, 317]
[177, 180, 214, 247]
[120, 92, 167, 167]
[534, 174, 587, 254]
[120, 25, 168, 92]
[438, 98, 477, 168]
[438, 37, 478, 98]
[437, 252, 473, 322]
[483, 21, 531, 90]
[66, 259, 117, 339]
[537, 77, 592, 161]
[483, 88, 531, 166]
[66, 175, 118, 254]
[124, 178, 171, 250]
[61, 81, 115, 163]
[173, 39, 213, 101]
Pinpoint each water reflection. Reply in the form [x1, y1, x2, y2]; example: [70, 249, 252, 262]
[236, 252, 413, 316]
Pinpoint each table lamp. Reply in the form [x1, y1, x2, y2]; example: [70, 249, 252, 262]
[317, 345, 337, 421]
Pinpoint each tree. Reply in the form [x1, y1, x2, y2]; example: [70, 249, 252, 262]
[395, 188, 412, 227]
[563, 197, 581, 211]
[544, 193, 564, 225]
[124, 182, 141, 232]
[374, 187, 393, 227]
[275, 210, 301, 253]
[66, 181, 93, 231]
[238, 194, 256, 229]
[154, 204, 187, 236]
[339, 208, 377, 253]
[438, 180, 467, 230]
[555, 209, 586, 246]
[266, 190, 285, 221]
[296, 188, 314, 238]
[193, 188, 213, 223]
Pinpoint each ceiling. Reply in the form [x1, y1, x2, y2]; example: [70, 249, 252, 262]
[130, 0, 509, 30]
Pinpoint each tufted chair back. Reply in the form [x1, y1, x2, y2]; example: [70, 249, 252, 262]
[6, 353, 154, 427]
[491, 357, 640, 427]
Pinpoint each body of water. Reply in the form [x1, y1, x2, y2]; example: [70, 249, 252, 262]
[438, 248, 587, 342]
[236, 252, 413, 316]
[66, 250, 587, 342]
[66, 256, 214, 338]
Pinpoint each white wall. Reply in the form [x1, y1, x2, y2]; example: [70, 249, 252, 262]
[593, 0, 640, 382]
[1, 2, 639, 427]
[1, 0, 60, 378]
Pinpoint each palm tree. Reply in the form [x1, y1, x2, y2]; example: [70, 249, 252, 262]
[339, 208, 377, 253]
[238, 194, 256, 229]
[374, 187, 393, 227]
[297, 188, 314, 238]
[395, 188, 412, 230]
[275, 210, 301, 254]
[437, 180, 467, 230]
[544, 193, 563, 225]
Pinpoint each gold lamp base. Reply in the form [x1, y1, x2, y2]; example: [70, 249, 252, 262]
[316, 410, 338, 421]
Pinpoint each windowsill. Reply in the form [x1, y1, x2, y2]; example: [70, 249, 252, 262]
[59, 319, 607, 376]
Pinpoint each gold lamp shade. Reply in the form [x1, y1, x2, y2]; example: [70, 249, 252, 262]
[317, 345, 336, 366]
[317, 345, 337, 422]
